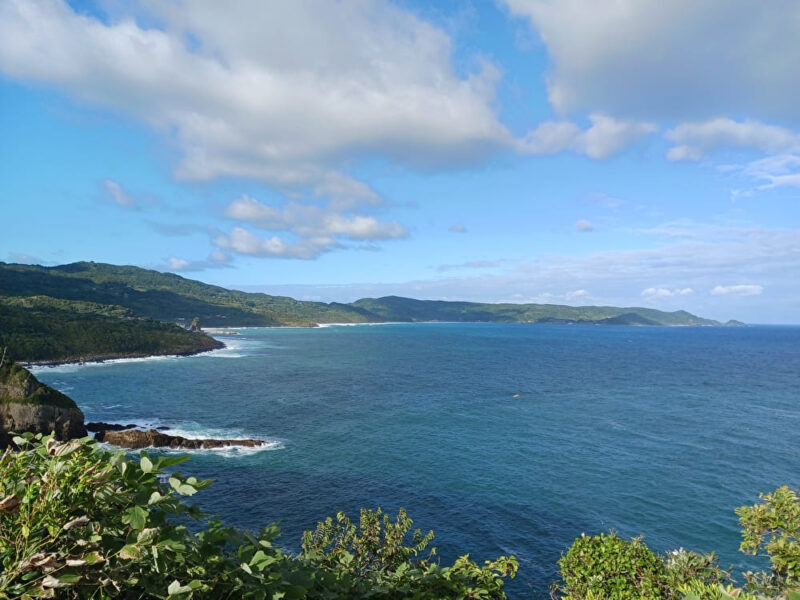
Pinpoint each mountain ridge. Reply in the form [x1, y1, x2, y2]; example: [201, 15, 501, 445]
[1, 260, 727, 326]
[0, 260, 736, 362]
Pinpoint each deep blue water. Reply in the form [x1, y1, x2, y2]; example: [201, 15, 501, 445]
[33, 323, 800, 597]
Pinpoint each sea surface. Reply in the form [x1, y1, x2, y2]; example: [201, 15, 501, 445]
[33, 323, 800, 597]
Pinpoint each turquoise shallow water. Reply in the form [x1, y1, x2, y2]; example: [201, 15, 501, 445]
[34, 323, 800, 597]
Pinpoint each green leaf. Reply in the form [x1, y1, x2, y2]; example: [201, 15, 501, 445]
[56, 572, 81, 584]
[118, 544, 141, 560]
[123, 506, 148, 530]
[167, 579, 193, 596]
[140, 454, 153, 474]
[138, 527, 159, 545]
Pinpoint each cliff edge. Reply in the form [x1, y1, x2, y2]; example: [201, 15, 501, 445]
[0, 350, 87, 446]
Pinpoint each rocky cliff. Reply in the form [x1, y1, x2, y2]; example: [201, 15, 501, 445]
[0, 353, 87, 446]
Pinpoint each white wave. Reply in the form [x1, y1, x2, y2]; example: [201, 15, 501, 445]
[28, 353, 186, 374]
[93, 439, 281, 457]
[315, 321, 407, 328]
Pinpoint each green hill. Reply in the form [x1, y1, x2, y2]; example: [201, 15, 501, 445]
[0, 260, 726, 362]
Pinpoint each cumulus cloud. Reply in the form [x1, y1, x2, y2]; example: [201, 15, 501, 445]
[103, 179, 135, 207]
[213, 227, 329, 260]
[167, 257, 190, 271]
[503, 0, 800, 121]
[711, 284, 763, 297]
[0, 0, 510, 192]
[641, 287, 694, 298]
[163, 253, 232, 272]
[217, 194, 407, 259]
[224, 195, 406, 241]
[575, 220, 595, 232]
[519, 114, 656, 158]
[666, 119, 800, 161]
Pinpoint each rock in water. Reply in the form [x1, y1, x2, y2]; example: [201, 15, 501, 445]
[95, 428, 265, 450]
[0, 355, 87, 446]
[85, 421, 141, 432]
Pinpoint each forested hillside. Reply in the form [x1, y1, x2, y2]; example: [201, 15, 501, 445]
[0, 261, 724, 329]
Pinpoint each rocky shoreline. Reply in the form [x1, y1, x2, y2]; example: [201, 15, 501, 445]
[2, 356, 269, 452]
[22, 340, 226, 369]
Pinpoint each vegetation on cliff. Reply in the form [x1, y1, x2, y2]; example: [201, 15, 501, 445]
[0, 295, 223, 364]
[0, 357, 87, 447]
[0, 354, 76, 409]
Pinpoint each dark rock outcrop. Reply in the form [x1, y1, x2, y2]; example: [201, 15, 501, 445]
[86, 421, 140, 432]
[0, 354, 87, 446]
[95, 428, 266, 450]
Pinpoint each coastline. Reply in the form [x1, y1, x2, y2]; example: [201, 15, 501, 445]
[23, 339, 226, 369]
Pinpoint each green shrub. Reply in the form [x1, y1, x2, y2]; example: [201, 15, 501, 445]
[555, 532, 669, 600]
[0, 434, 517, 599]
[737, 486, 800, 594]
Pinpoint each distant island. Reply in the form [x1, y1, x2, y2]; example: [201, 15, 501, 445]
[0, 261, 742, 364]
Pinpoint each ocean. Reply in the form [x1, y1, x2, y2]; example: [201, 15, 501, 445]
[33, 323, 800, 597]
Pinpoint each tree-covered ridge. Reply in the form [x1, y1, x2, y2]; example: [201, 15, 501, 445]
[0, 295, 222, 364]
[0, 262, 725, 327]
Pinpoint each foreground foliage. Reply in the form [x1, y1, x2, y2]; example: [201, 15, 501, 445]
[0, 435, 517, 599]
[2, 433, 797, 599]
[553, 487, 800, 600]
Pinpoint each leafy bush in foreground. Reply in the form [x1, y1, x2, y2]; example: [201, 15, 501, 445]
[552, 488, 800, 600]
[0, 434, 517, 599]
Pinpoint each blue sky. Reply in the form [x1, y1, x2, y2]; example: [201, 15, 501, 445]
[1, 0, 799, 323]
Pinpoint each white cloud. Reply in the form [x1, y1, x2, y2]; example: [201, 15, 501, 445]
[641, 287, 694, 298]
[519, 114, 656, 158]
[565, 289, 590, 301]
[711, 284, 763, 297]
[103, 179, 135, 207]
[167, 257, 191, 271]
[503, 0, 800, 121]
[575, 220, 595, 232]
[163, 253, 234, 271]
[209, 250, 231, 265]
[666, 119, 800, 161]
[223, 194, 407, 244]
[312, 173, 382, 211]
[213, 227, 328, 260]
[740, 154, 800, 190]
[0, 0, 510, 192]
